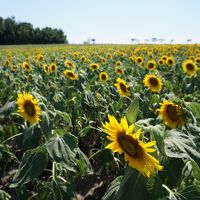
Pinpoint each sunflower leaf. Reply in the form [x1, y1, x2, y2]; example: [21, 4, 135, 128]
[77, 148, 93, 175]
[102, 176, 122, 200]
[188, 102, 200, 125]
[0, 101, 16, 117]
[10, 146, 48, 187]
[0, 190, 11, 200]
[180, 185, 200, 200]
[116, 167, 147, 200]
[46, 130, 78, 172]
[164, 130, 200, 166]
[125, 97, 139, 124]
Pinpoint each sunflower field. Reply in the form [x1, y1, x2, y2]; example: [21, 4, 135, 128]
[1, 44, 200, 200]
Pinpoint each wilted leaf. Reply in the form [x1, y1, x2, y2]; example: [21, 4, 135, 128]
[47, 130, 77, 172]
[10, 146, 48, 187]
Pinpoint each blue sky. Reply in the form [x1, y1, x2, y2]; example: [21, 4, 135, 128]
[1, 0, 200, 44]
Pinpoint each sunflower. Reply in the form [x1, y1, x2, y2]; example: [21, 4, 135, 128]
[11, 65, 17, 72]
[195, 57, 200, 65]
[99, 71, 108, 82]
[22, 62, 32, 72]
[74, 52, 79, 58]
[43, 64, 49, 74]
[115, 66, 124, 75]
[4, 60, 10, 66]
[49, 63, 57, 73]
[114, 77, 130, 97]
[147, 60, 157, 70]
[161, 55, 167, 61]
[37, 54, 44, 62]
[107, 53, 112, 59]
[81, 56, 86, 62]
[101, 57, 107, 64]
[136, 56, 144, 65]
[129, 56, 135, 62]
[143, 74, 163, 93]
[102, 114, 163, 177]
[158, 100, 185, 128]
[182, 60, 198, 77]
[166, 57, 175, 67]
[158, 59, 165, 65]
[120, 52, 125, 57]
[17, 92, 41, 124]
[64, 60, 75, 69]
[90, 63, 100, 70]
[116, 61, 122, 66]
[63, 70, 78, 80]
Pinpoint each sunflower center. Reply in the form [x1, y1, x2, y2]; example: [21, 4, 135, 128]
[149, 77, 158, 86]
[117, 134, 143, 158]
[117, 69, 122, 73]
[168, 59, 173, 65]
[24, 100, 36, 116]
[137, 58, 142, 63]
[120, 83, 127, 92]
[148, 63, 154, 69]
[25, 64, 30, 69]
[101, 74, 107, 80]
[186, 63, 194, 71]
[166, 105, 180, 121]
[67, 72, 75, 78]
[51, 65, 55, 71]
[92, 65, 97, 69]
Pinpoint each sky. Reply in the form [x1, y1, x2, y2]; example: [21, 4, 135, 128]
[0, 0, 200, 44]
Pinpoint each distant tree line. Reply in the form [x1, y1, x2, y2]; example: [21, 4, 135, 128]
[0, 17, 68, 44]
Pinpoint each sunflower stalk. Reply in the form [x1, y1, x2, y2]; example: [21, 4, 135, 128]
[52, 161, 58, 182]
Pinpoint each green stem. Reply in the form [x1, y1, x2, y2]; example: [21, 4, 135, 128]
[2, 132, 23, 144]
[52, 161, 57, 181]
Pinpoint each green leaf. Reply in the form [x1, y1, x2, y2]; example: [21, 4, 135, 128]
[180, 185, 200, 200]
[125, 97, 139, 124]
[116, 167, 147, 200]
[40, 110, 55, 138]
[146, 176, 163, 200]
[22, 125, 42, 150]
[77, 148, 93, 175]
[10, 146, 48, 187]
[164, 130, 200, 167]
[0, 190, 11, 200]
[161, 158, 185, 189]
[149, 124, 167, 156]
[189, 102, 200, 119]
[55, 110, 72, 128]
[47, 130, 78, 172]
[189, 102, 200, 125]
[102, 176, 122, 200]
[162, 184, 181, 200]
[0, 101, 16, 117]
[150, 94, 160, 105]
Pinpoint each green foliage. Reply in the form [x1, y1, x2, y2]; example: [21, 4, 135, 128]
[0, 16, 68, 44]
[10, 146, 48, 187]
[125, 96, 139, 124]
[46, 129, 78, 172]
[1, 44, 200, 199]
[0, 190, 11, 200]
[102, 176, 122, 200]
